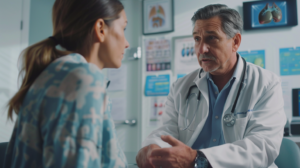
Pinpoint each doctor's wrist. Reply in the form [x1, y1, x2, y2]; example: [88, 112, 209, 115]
[194, 151, 212, 168]
[191, 149, 198, 167]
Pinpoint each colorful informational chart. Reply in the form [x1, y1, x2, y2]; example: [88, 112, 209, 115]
[298, 90, 300, 116]
[238, 50, 265, 68]
[145, 74, 170, 96]
[145, 38, 172, 72]
[177, 74, 186, 79]
[279, 47, 300, 76]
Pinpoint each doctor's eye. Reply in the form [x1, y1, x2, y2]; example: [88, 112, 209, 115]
[194, 37, 200, 42]
[208, 36, 217, 40]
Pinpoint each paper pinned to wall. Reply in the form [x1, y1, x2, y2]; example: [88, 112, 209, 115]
[238, 50, 266, 69]
[145, 38, 172, 72]
[149, 97, 167, 126]
[107, 65, 127, 92]
[281, 81, 292, 111]
[279, 47, 300, 76]
[145, 74, 170, 96]
[111, 97, 126, 121]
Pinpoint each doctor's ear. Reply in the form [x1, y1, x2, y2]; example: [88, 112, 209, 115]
[232, 33, 241, 52]
[94, 18, 108, 43]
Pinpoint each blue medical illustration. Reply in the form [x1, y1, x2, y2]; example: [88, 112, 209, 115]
[182, 44, 185, 57]
[186, 46, 190, 56]
[280, 47, 300, 76]
[191, 46, 194, 56]
[238, 50, 265, 68]
[298, 90, 300, 116]
[251, 1, 287, 28]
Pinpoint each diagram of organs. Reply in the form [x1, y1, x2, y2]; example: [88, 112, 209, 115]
[149, 5, 166, 28]
[259, 2, 282, 24]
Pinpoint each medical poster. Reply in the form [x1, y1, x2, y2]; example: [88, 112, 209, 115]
[145, 74, 170, 96]
[281, 81, 292, 111]
[149, 97, 167, 126]
[238, 50, 265, 68]
[279, 47, 300, 76]
[251, 1, 287, 28]
[173, 36, 200, 78]
[145, 38, 171, 71]
[110, 97, 126, 121]
[177, 74, 186, 79]
[107, 65, 127, 91]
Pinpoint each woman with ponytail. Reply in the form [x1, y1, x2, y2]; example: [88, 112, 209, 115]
[4, 0, 129, 167]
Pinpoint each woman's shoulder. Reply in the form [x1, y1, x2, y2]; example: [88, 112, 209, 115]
[54, 53, 103, 75]
[30, 53, 107, 95]
[46, 53, 105, 82]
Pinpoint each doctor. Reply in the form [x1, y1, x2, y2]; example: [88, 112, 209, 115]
[136, 4, 286, 168]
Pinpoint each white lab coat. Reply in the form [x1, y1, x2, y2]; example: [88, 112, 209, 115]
[142, 55, 286, 168]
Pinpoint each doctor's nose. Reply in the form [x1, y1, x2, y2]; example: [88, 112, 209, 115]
[197, 42, 209, 55]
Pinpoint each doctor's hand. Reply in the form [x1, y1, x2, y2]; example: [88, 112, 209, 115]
[150, 135, 197, 168]
[136, 143, 161, 168]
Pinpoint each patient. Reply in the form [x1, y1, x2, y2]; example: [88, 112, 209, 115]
[4, 0, 129, 167]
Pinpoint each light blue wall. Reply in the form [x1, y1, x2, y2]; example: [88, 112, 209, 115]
[29, 0, 55, 45]
[28, 0, 141, 46]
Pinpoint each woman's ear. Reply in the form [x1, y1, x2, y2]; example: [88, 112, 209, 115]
[232, 33, 241, 52]
[94, 19, 107, 43]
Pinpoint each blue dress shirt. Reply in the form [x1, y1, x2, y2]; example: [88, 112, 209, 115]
[192, 59, 241, 150]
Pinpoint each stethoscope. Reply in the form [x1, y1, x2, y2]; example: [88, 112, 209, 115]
[180, 57, 246, 130]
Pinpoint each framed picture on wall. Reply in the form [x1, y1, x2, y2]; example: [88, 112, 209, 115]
[143, 0, 174, 35]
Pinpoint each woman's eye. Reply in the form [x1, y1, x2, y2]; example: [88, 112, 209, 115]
[194, 37, 199, 42]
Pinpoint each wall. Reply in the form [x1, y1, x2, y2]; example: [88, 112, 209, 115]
[140, 0, 221, 141]
[140, 0, 300, 141]
[0, 0, 30, 143]
[29, 0, 54, 45]
[109, 0, 143, 162]
[14, 0, 300, 149]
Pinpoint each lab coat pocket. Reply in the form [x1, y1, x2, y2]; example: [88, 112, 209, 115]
[233, 115, 249, 140]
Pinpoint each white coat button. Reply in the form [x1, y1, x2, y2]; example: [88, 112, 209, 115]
[215, 116, 219, 119]
[213, 139, 216, 142]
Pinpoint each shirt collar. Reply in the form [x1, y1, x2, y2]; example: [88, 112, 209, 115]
[70, 53, 88, 63]
[206, 53, 243, 81]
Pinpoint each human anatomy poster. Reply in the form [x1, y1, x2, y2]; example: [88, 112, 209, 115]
[143, 0, 173, 34]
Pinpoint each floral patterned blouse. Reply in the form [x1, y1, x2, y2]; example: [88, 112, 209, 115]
[4, 53, 127, 168]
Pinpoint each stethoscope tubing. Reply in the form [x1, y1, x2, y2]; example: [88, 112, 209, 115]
[182, 57, 247, 129]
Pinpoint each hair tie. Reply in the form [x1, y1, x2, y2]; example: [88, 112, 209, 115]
[49, 36, 59, 45]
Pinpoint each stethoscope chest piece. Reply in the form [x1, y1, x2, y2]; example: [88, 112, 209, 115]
[223, 114, 236, 127]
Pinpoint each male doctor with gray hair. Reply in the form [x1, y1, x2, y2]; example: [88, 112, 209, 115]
[136, 4, 286, 168]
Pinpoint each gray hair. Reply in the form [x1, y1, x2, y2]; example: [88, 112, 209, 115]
[191, 4, 243, 38]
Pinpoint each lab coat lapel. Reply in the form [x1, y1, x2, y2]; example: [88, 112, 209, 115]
[186, 70, 209, 146]
[222, 55, 247, 117]
[193, 71, 209, 104]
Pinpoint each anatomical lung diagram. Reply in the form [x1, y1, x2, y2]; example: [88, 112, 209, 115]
[259, 2, 282, 24]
